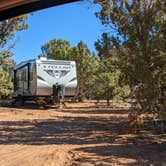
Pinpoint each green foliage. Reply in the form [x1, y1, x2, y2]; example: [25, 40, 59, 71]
[95, 33, 130, 103]
[0, 15, 28, 47]
[0, 15, 28, 98]
[41, 39, 71, 60]
[83, 53, 100, 99]
[73, 42, 102, 101]
[0, 68, 13, 98]
[0, 15, 28, 67]
[96, 0, 166, 117]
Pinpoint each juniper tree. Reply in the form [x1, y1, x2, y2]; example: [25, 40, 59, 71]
[95, 33, 130, 105]
[0, 15, 28, 98]
[95, 0, 166, 117]
[41, 39, 71, 60]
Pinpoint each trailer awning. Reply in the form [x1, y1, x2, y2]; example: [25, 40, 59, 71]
[0, 0, 80, 21]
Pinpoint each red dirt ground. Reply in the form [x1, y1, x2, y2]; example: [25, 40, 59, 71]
[0, 101, 165, 166]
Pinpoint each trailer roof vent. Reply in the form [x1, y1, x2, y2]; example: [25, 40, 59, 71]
[39, 56, 47, 61]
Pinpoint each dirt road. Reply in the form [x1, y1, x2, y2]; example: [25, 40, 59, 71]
[0, 102, 165, 166]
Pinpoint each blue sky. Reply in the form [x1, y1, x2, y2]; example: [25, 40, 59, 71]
[11, 1, 105, 64]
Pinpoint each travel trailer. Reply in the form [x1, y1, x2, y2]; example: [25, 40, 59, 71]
[13, 57, 77, 104]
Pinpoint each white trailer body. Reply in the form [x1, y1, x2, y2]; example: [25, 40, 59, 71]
[14, 57, 77, 99]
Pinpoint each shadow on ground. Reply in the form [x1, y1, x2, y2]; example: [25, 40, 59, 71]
[72, 142, 166, 166]
[0, 116, 122, 145]
[62, 108, 130, 115]
[0, 100, 58, 110]
[0, 101, 166, 166]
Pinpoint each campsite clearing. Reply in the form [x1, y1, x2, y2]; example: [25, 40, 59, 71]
[0, 101, 165, 166]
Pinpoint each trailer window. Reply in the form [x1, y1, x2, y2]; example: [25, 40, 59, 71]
[30, 71, 33, 81]
[30, 63, 35, 81]
[16, 72, 21, 88]
[21, 69, 27, 81]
